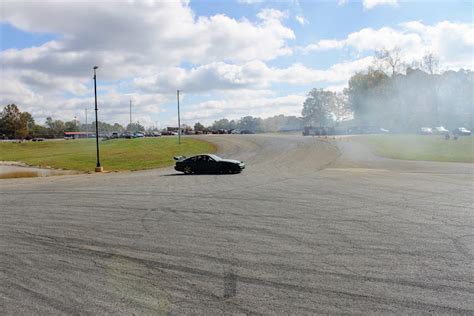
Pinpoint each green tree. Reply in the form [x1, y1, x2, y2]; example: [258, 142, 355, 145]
[301, 88, 334, 127]
[0, 104, 34, 138]
[345, 70, 388, 125]
[44, 117, 66, 137]
[212, 118, 236, 131]
[126, 122, 145, 132]
[19, 112, 35, 137]
[65, 120, 79, 132]
[0, 104, 22, 138]
[112, 123, 124, 132]
[50, 120, 65, 138]
[329, 92, 351, 127]
[237, 116, 263, 132]
[194, 122, 205, 132]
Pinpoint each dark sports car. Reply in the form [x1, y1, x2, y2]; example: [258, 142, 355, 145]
[174, 154, 245, 174]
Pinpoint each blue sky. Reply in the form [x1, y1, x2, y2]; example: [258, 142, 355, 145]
[1, 0, 473, 127]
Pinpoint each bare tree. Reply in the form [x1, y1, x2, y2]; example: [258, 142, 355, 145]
[421, 53, 439, 75]
[375, 47, 405, 77]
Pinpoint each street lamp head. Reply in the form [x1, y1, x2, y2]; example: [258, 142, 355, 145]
[93, 66, 99, 70]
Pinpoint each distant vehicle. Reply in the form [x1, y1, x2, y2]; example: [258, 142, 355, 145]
[134, 132, 145, 138]
[452, 127, 471, 136]
[240, 130, 254, 134]
[111, 132, 119, 139]
[231, 129, 241, 134]
[433, 126, 449, 135]
[174, 154, 245, 174]
[123, 132, 135, 139]
[32, 137, 45, 142]
[152, 132, 162, 137]
[351, 126, 389, 134]
[304, 126, 335, 136]
[420, 127, 433, 135]
[211, 129, 228, 134]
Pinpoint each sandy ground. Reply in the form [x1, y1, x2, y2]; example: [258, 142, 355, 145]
[0, 134, 473, 314]
[0, 163, 80, 179]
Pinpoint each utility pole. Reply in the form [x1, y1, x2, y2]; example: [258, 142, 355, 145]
[85, 108, 88, 137]
[129, 99, 132, 131]
[177, 90, 181, 145]
[93, 66, 103, 172]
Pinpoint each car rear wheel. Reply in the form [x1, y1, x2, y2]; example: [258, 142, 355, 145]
[183, 166, 193, 174]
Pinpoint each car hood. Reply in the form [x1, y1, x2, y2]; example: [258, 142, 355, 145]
[220, 159, 244, 164]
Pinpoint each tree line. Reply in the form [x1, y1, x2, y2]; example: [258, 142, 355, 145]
[0, 104, 146, 139]
[301, 49, 474, 131]
[194, 115, 303, 134]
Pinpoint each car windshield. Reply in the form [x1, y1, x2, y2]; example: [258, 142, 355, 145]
[208, 154, 222, 161]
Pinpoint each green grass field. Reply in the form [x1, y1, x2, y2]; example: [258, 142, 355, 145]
[359, 135, 474, 163]
[0, 137, 216, 172]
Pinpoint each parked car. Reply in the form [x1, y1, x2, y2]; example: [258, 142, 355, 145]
[123, 132, 135, 139]
[433, 126, 449, 135]
[32, 137, 45, 142]
[452, 127, 471, 136]
[346, 126, 384, 134]
[420, 127, 433, 135]
[174, 154, 245, 174]
[134, 132, 145, 138]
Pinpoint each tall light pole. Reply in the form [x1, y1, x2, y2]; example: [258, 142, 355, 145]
[93, 66, 103, 172]
[129, 99, 132, 131]
[177, 90, 181, 144]
[85, 108, 88, 137]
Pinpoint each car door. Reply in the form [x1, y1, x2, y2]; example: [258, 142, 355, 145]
[193, 155, 207, 173]
[204, 155, 219, 173]
[185, 156, 198, 172]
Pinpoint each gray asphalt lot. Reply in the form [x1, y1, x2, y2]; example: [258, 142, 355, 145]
[1, 134, 473, 314]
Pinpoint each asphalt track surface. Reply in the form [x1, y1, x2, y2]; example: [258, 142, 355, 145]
[1, 134, 473, 314]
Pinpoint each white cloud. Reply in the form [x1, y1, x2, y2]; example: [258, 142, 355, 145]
[0, 2, 294, 80]
[300, 39, 345, 52]
[301, 21, 474, 70]
[181, 90, 306, 124]
[133, 57, 373, 94]
[363, 0, 398, 10]
[295, 15, 308, 25]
